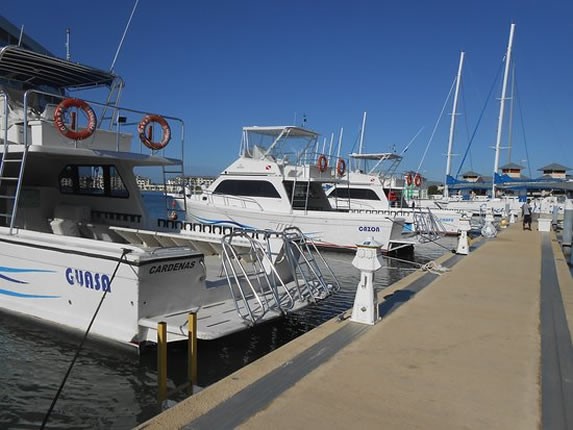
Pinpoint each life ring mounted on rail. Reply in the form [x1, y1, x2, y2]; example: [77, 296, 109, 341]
[138, 114, 172, 150]
[414, 173, 422, 187]
[405, 173, 413, 186]
[336, 158, 346, 176]
[317, 154, 328, 172]
[53, 98, 97, 141]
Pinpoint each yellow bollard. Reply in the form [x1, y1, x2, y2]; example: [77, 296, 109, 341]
[188, 312, 197, 394]
[157, 321, 167, 404]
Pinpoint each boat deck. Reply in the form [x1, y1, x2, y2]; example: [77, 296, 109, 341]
[137, 221, 573, 429]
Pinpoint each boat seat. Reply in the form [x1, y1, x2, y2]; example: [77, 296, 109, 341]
[50, 204, 91, 237]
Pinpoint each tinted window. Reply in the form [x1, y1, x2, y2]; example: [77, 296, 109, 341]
[59, 165, 128, 198]
[213, 180, 280, 198]
[330, 187, 380, 201]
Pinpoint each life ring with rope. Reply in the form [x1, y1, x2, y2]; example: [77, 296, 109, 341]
[414, 173, 422, 187]
[53, 98, 97, 141]
[336, 158, 346, 176]
[317, 154, 328, 172]
[405, 173, 413, 186]
[138, 114, 171, 150]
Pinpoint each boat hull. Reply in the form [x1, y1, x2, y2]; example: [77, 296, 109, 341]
[0, 230, 206, 346]
[183, 201, 409, 251]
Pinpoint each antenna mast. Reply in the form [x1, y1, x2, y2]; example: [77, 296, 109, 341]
[65, 28, 71, 60]
[492, 23, 516, 197]
[444, 51, 465, 198]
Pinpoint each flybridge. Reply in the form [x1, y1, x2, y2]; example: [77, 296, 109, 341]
[0, 45, 118, 89]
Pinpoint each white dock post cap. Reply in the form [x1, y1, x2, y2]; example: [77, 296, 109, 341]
[352, 237, 382, 272]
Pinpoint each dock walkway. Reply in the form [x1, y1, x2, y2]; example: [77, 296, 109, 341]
[137, 222, 573, 430]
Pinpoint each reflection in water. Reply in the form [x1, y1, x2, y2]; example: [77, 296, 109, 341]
[0, 193, 458, 429]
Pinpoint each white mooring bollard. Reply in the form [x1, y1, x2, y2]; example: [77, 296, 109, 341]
[481, 207, 497, 238]
[456, 217, 471, 255]
[350, 238, 382, 325]
[509, 210, 516, 224]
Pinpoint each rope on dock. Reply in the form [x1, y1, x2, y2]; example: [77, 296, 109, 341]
[420, 261, 450, 275]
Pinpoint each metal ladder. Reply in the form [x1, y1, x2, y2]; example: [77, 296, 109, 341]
[413, 208, 443, 242]
[220, 230, 297, 324]
[219, 228, 340, 325]
[281, 226, 340, 302]
[0, 92, 29, 233]
[162, 161, 187, 218]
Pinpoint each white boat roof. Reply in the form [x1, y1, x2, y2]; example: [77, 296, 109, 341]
[348, 152, 403, 161]
[18, 145, 180, 166]
[0, 45, 117, 89]
[243, 125, 319, 138]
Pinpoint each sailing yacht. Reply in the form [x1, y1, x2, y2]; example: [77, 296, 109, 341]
[413, 27, 523, 217]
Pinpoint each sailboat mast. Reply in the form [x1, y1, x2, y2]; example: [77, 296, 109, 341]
[492, 23, 516, 197]
[444, 51, 465, 199]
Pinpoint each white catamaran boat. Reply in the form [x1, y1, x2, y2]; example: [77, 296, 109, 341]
[0, 38, 339, 348]
[326, 152, 463, 235]
[182, 126, 414, 252]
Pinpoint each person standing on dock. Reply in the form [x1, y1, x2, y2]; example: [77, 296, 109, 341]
[522, 199, 532, 230]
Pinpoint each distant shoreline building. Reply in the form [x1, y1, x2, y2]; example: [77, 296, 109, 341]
[136, 175, 216, 193]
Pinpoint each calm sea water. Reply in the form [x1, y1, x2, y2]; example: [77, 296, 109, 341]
[0, 192, 457, 429]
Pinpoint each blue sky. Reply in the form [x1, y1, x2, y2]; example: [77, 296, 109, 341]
[3, 1, 573, 181]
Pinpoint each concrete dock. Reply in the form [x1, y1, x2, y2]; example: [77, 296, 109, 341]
[136, 222, 573, 430]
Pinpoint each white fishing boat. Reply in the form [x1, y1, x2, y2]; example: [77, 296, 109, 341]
[326, 152, 463, 235]
[0, 38, 339, 348]
[182, 126, 414, 252]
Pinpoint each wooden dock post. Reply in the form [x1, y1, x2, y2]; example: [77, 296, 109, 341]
[157, 321, 168, 404]
[188, 312, 198, 394]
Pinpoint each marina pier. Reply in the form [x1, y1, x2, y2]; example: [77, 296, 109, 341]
[138, 221, 573, 429]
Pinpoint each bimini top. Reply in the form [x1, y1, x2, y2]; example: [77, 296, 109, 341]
[243, 125, 319, 139]
[0, 45, 117, 89]
[348, 152, 403, 162]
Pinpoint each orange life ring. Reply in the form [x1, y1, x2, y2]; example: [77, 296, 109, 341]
[53, 98, 97, 140]
[405, 173, 413, 186]
[317, 154, 328, 172]
[336, 158, 346, 176]
[414, 174, 422, 187]
[138, 114, 171, 150]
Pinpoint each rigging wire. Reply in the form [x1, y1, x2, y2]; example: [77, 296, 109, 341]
[514, 76, 532, 178]
[110, 0, 140, 72]
[460, 80, 475, 172]
[415, 77, 457, 175]
[40, 249, 133, 429]
[454, 60, 505, 178]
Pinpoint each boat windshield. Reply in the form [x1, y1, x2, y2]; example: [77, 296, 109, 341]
[241, 126, 320, 165]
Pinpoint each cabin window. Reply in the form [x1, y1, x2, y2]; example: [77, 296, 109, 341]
[329, 187, 380, 201]
[58, 164, 129, 198]
[213, 180, 280, 198]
